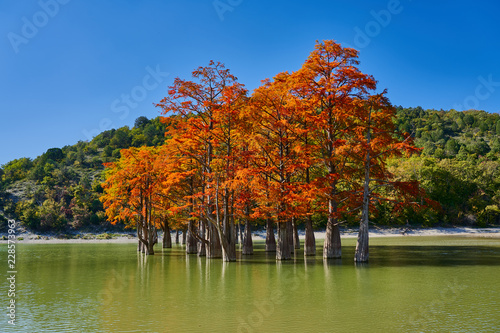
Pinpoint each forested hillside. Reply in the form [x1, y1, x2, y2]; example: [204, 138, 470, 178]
[1, 108, 500, 233]
[389, 107, 500, 226]
[0, 116, 167, 232]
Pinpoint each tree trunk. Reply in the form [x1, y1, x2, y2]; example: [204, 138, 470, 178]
[323, 197, 341, 259]
[186, 220, 198, 254]
[287, 219, 294, 254]
[265, 218, 276, 252]
[182, 228, 187, 245]
[242, 218, 253, 255]
[162, 222, 172, 248]
[153, 228, 158, 246]
[206, 221, 222, 259]
[276, 221, 291, 260]
[175, 230, 180, 244]
[137, 223, 142, 252]
[292, 218, 300, 250]
[355, 212, 369, 262]
[239, 221, 244, 247]
[146, 225, 155, 255]
[145, 240, 154, 255]
[218, 223, 236, 262]
[198, 220, 206, 256]
[355, 123, 372, 263]
[219, 192, 237, 262]
[304, 215, 316, 256]
[234, 220, 239, 245]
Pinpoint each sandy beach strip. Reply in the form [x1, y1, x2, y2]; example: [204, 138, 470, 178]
[1, 227, 499, 244]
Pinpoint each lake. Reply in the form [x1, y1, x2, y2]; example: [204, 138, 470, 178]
[1, 236, 500, 332]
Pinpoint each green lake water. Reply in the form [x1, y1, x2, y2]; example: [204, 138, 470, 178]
[1, 236, 500, 332]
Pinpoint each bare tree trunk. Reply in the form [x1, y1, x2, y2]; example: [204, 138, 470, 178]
[218, 225, 236, 262]
[287, 219, 294, 254]
[137, 221, 142, 252]
[162, 221, 172, 248]
[198, 221, 206, 256]
[304, 215, 316, 256]
[206, 221, 222, 259]
[323, 197, 341, 259]
[182, 228, 187, 245]
[323, 218, 341, 259]
[186, 220, 198, 254]
[355, 117, 372, 263]
[219, 191, 236, 262]
[153, 228, 158, 246]
[276, 221, 291, 260]
[265, 218, 276, 252]
[239, 221, 244, 247]
[146, 219, 155, 255]
[234, 219, 239, 245]
[242, 218, 253, 255]
[292, 218, 300, 250]
[355, 211, 369, 262]
[146, 238, 154, 255]
[175, 230, 180, 244]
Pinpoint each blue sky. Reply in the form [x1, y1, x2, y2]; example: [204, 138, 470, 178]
[1, 0, 499, 166]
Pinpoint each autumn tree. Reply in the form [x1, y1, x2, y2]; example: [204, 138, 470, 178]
[156, 61, 248, 262]
[293, 40, 379, 259]
[101, 147, 165, 255]
[243, 72, 315, 260]
[347, 94, 421, 262]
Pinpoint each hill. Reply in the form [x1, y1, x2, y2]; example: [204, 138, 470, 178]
[0, 116, 167, 232]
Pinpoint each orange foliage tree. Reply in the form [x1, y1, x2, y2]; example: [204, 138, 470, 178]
[101, 147, 166, 255]
[242, 72, 317, 260]
[349, 94, 422, 262]
[292, 40, 380, 259]
[156, 61, 248, 261]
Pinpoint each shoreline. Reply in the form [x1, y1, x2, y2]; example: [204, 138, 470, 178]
[1, 227, 500, 244]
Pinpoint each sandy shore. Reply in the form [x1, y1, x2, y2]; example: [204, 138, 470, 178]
[251, 227, 500, 241]
[1, 227, 499, 244]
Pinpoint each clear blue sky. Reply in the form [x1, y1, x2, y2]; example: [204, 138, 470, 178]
[1, 0, 499, 166]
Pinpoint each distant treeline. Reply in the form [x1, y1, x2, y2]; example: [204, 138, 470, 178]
[1, 109, 500, 232]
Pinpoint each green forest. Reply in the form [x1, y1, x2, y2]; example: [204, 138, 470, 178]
[1, 108, 500, 233]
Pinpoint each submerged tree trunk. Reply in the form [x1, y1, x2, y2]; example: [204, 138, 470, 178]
[239, 221, 244, 247]
[355, 211, 369, 262]
[265, 218, 276, 252]
[137, 221, 142, 252]
[162, 221, 172, 248]
[147, 218, 156, 255]
[287, 219, 294, 254]
[234, 220, 239, 245]
[186, 220, 198, 254]
[218, 224, 236, 262]
[276, 221, 291, 260]
[292, 219, 300, 250]
[304, 215, 316, 256]
[323, 198, 341, 259]
[182, 228, 187, 245]
[224, 197, 237, 262]
[198, 220, 206, 256]
[355, 119, 372, 263]
[206, 221, 222, 259]
[175, 230, 180, 244]
[242, 218, 253, 255]
[153, 228, 158, 246]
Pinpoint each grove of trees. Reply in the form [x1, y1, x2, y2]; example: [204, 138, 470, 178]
[2, 41, 500, 263]
[100, 40, 421, 262]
